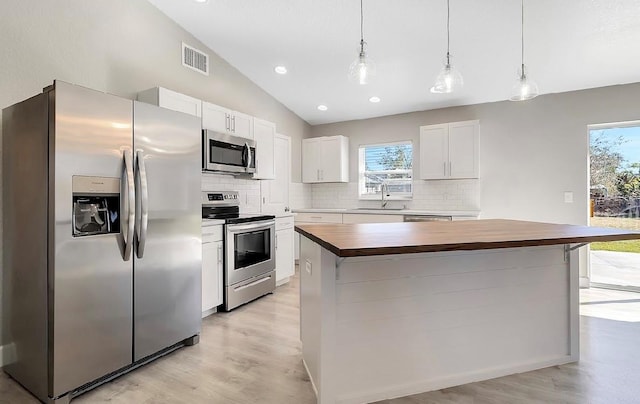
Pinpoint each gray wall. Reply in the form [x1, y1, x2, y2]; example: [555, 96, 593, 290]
[310, 83, 640, 225]
[0, 0, 310, 354]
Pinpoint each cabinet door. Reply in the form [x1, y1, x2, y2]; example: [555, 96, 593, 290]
[448, 121, 479, 179]
[419, 124, 449, 179]
[261, 134, 290, 214]
[202, 101, 230, 133]
[253, 118, 276, 179]
[231, 111, 254, 139]
[137, 87, 202, 117]
[320, 136, 349, 182]
[302, 138, 321, 183]
[275, 229, 295, 283]
[202, 240, 223, 312]
[159, 88, 202, 117]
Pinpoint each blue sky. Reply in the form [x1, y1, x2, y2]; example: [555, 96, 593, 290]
[590, 126, 640, 169]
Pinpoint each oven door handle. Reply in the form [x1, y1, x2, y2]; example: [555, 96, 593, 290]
[226, 221, 275, 233]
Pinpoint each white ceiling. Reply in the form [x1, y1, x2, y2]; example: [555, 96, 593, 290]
[148, 0, 640, 125]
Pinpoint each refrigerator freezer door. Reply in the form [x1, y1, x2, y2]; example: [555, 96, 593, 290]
[133, 102, 202, 361]
[52, 81, 134, 397]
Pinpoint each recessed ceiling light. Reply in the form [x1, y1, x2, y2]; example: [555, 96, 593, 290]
[317, 105, 328, 111]
[194, 0, 208, 3]
[274, 66, 288, 75]
[369, 96, 381, 103]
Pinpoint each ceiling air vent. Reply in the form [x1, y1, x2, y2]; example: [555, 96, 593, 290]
[182, 42, 209, 76]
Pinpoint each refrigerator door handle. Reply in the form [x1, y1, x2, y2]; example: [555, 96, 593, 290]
[123, 149, 135, 261]
[135, 150, 149, 258]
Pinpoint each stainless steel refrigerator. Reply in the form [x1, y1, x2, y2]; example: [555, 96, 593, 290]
[2, 81, 202, 403]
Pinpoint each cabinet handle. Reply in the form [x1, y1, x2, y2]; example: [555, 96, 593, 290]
[232, 116, 236, 132]
[443, 162, 446, 176]
[217, 244, 223, 264]
[317, 169, 320, 181]
[225, 114, 230, 131]
[449, 161, 452, 175]
[275, 234, 278, 250]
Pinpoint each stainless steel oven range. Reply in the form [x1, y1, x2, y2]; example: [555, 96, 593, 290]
[202, 191, 276, 310]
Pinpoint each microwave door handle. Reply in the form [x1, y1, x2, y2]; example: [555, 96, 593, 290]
[122, 149, 135, 261]
[244, 142, 252, 169]
[135, 150, 149, 258]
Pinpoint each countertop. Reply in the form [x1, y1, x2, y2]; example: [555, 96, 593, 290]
[292, 208, 480, 217]
[202, 219, 225, 226]
[295, 219, 640, 257]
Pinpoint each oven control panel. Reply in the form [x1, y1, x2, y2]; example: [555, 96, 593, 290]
[202, 191, 239, 206]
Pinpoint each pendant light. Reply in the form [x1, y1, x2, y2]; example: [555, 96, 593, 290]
[431, 0, 463, 94]
[510, 0, 539, 101]
[348, 0, 376, 85]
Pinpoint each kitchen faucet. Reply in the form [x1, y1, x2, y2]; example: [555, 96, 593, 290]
[381, 182, 390, 209]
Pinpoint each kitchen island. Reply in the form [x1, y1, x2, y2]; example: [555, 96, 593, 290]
[295, 219, 640, 404]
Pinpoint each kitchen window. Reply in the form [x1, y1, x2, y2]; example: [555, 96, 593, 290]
[358, 141, 413, 200]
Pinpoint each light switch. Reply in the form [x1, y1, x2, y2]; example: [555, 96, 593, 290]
[564, 192, 574, 203]
[305, 260, 312, 275]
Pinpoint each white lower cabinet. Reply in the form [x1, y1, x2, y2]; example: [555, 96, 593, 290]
[202, 224, 223, 315]
[275, 217, 295, 285]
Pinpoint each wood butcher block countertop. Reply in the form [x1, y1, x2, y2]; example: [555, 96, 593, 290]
[295, 219, 640, 257]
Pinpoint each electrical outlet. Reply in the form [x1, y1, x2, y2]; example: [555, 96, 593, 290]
[564, 192, 574, 203]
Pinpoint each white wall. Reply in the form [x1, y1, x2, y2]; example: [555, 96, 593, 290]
[310, 82, 640, 225]
[0, 0, 311, 358]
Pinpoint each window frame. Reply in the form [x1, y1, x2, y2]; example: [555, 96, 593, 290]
[358, 140, 413, 201]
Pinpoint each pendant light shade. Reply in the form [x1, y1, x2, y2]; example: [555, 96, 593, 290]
[510, 0, 538, 101]
[510, 65, 539, 101]
[348, 0, 375, 85]
[431, 54, 463, 94]
[349, 41, 376, 85]
[431, 0, 463, 94]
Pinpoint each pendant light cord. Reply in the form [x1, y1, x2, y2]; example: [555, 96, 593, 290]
[521, 0, 525, 74]
[446, 0, 451, 63]
[360, 0, 364, 42]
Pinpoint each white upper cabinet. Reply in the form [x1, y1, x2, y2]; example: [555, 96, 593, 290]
[302, 135, 349, 183]
[137, 87, 202, 117]
[419, 120, 479, 180]
[253, 118, 276, 180]
[202, 101, 253, 139]
[261, 134, 291, 214]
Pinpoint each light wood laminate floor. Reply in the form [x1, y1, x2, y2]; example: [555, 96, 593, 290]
[2, 273, 640, 404]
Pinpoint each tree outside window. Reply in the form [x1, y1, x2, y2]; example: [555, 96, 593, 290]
[359, 141, 412, 199]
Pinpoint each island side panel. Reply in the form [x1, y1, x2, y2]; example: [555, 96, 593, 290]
[300, 235, 337, 404]
[332, 246, 576, 404]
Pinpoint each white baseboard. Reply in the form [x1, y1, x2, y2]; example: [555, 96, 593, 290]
[0, 343, 16, 368]
[275, 277, 290, 287]
[336, 355, 575, 404]
[302, 358, 319, 398]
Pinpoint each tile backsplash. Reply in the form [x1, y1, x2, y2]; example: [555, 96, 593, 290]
[201, 173, 261, 213]
[306, 180, 480, 211]
[201, 174, 478, 213]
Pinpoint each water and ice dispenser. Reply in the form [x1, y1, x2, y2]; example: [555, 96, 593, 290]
[72, 176, 120, 237]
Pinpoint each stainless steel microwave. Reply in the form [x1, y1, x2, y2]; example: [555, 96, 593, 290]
[202, 130, 256, 174]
